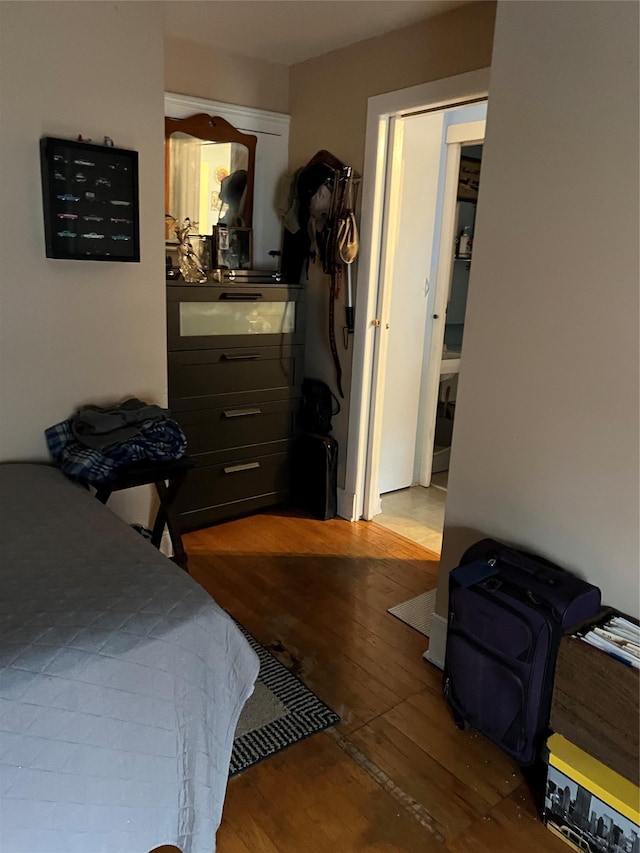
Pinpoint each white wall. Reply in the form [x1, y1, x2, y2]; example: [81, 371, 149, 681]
[165, 36, 289, 116]
[438, 0, 640, 616]
[0, 1, 166, 524]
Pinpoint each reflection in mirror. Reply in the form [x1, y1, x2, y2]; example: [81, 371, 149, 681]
[165, 114, 257, 235]
[168, 134, 248, 233]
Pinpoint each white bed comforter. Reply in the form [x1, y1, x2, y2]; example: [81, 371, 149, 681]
[0, 463, 259, 853]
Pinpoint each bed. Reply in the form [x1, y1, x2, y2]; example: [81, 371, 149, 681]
[0, 463, 259, 853]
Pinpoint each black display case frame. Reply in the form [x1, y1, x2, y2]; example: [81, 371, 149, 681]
[40, 136, 140, 262]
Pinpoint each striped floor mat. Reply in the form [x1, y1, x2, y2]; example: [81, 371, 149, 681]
[230, 624, 340, 776]
[387, 588, 437, 638]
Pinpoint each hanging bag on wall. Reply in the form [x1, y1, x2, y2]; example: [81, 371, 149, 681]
[298, 378, 340, 435]
[287, 151, 360, 398]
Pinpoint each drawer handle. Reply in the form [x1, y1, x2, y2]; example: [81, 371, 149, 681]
[220, 292, 263, 301]
[220, 352, 262, 361]
[223, 462, 260, 474]
[222, 408, 262, 419]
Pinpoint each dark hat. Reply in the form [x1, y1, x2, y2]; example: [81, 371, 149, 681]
[219, 169, 248, 205]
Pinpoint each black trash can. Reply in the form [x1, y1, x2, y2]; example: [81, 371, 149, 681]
[291, 432, 338, 521]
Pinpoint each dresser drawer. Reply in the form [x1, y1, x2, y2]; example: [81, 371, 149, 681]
[169, 345, 304, 411]
[176, 399, 297, 462]
[175, 450, 290, 529]
[167, 284, 305, 351]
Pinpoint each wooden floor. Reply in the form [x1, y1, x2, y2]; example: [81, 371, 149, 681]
[185, 508, 566, 853]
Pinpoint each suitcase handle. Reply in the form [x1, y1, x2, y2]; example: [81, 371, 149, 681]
[492, 547, 560, 586]
[481, 575, 556, 617]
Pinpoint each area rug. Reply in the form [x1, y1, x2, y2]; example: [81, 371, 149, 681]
[230, 625, 341, 776]
[387, 588, 437, 638]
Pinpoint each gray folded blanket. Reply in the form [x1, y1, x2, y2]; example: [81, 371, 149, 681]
[71, 398, 169, 451]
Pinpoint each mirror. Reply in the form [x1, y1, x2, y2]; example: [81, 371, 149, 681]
[165, 113, 257, 236]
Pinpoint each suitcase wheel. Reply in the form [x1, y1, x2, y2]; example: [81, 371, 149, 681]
[454, 715, 470, 732]
[444, 677, 471, 731]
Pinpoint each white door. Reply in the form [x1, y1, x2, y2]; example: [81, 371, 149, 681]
[363, 116, 485, 518]
[378, 111, 445, 494]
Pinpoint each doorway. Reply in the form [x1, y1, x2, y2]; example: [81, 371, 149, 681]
[375, 112, 485, 554]
[342, 69, 490, 548]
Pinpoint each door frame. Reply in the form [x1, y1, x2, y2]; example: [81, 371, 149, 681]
[361, 113, 405, 516]
[342, 68, 490, 522]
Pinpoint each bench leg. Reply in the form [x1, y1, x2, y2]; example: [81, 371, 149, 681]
[95, 485, 113, 504]
[152, 474, 189, 572]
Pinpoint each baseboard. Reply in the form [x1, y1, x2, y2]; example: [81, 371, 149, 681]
[337, 487, 357, 521]
[423, 612, 447, 670]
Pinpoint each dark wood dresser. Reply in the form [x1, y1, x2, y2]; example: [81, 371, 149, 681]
[167, 277, 305, 530]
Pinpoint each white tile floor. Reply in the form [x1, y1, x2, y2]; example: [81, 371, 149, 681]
[374, 473, 448, 556]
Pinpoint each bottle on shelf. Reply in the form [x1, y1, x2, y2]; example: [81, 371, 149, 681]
[457, 225, 473, 259]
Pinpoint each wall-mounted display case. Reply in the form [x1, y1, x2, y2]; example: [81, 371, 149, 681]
[40, 136, 140, 262]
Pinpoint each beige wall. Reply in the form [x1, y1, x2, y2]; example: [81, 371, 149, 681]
[438, 0, 640, 616]
[288, 2, 496, 484]
[289, 1, 495, 173]
[165, 37, 289, 114]
[0, 1, 166, 524]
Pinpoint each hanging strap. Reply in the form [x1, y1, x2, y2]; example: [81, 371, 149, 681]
[329, 270, 344, 398]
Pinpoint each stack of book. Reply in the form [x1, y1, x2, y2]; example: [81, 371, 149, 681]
[576, 615, 640, 669]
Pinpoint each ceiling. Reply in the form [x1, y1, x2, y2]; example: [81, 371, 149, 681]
[163, 1, 471, 66]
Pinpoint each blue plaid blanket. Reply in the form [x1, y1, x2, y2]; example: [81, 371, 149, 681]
[45, 417, 187, 485]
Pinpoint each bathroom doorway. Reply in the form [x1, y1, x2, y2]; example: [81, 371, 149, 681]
[369, 120, 485, 555]
[342, 68, 490, 537]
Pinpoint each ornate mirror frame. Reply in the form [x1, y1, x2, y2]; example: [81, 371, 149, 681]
[164, 113, 258, 230]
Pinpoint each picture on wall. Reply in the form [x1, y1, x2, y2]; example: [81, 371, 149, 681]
[212, 225, 252, 270]
[457, 156, 481, 202]
[40, 136, 140, 262]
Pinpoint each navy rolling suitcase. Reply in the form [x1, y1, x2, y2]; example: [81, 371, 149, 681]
[443, 538, 601, 765]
